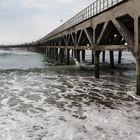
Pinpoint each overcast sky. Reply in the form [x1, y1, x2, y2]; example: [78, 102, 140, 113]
[0, 0, 94, 45]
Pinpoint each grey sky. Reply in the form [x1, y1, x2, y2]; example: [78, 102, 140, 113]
[0, 0, 94, 44]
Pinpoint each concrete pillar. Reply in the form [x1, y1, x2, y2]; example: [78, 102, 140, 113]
[55, 48, 58, 61]
[67, 49, 70, 65]
[92, 50, 94, 64]
[60, 48, 65, 63]
[38, 48, 41, 53]
[82, 50, 85, 62]
[77, 50, 81, 62]
[94, 51, 100, 78]
[74, 50, 77, 58]
[134, 17, 140, 95]
[118, 51, 122, 64]
[50, 48, 52, 58]
[136, 58, 140, 95]
[42, 48, 45, 53]
[110, 51, 115, 68]
[46, 48, 49, 56]
[102, 51, 105, 63]
[72, 50, 74, 57]
[52, 48, 55, 59]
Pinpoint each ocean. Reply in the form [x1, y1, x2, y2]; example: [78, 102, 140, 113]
[0, 48, 140, 140]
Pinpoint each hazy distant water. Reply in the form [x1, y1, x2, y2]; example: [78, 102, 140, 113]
[0, 48, 140, 140]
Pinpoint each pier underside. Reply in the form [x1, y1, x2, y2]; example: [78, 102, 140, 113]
[32, 0, 140, 95]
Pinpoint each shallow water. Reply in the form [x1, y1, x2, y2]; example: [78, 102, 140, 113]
[0, 49, 140, 140]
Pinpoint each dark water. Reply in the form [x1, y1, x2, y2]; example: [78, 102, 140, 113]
[0, 49, 140, 140]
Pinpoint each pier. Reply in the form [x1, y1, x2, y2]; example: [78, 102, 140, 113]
[2, 0, 140, 95]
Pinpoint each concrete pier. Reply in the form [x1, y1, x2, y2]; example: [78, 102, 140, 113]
[110, 51, 115, 69]
[60, 48, 65, 63]
[82, 50, 85, 62]
[92, 51, 94, 64]
[94, 51, 100, 78]
[102, 51, 105, 63]
[31, 0, 140, 95]
[118, 51, 122, 64]
[67, 49, 70, 65]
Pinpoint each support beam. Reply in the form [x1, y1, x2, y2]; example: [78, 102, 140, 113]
[67, 49, 70, 65]
[40, 45, 129, 51]
[77, 50, 81, 62]
[84, 28, 93, 46]
[110, 51, 115, 69]
[50, 48, 52, 58]
[92, 50, 94, 64]
[52, 48, 55, 59]
[60, 48, 65, 63]
[136, 58, 140, 95]
[102, 51, 105, 63]
[82, 50, 85, 62]
[72, 49, 74, 57]
[118, 51, 122, 64]
[94, 51, 100, 78]
[112, 19, 134, 46]
[134, 17, 140, 95]
[55, 48, 58, 61]
[96, 22, 108, 45]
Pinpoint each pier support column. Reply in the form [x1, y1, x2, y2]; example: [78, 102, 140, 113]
[77, 50, 81, 62]
[92, 50, 94, 64]
[74, 50, 77, 59]
[43, 48, 46, 54]
[55, 48, 58, 61]
[118, 51, 122, 64]
[136, 58, 140, 95]
[60, 48, 65, 63]
[82, 50, 85, 62]
[47, 48, 49, 56]
[72, 50, 74, 57]
[67, 49, 70, 65]
[134, 17, 140, 95]
[94, 51, 100, 78]
[110, 51, 115, 68]
[52, 48, 55, 59]
[50, 48, 52, 58]
[102, 51, 105, 63]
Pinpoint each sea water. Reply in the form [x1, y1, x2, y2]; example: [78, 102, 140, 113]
[0, 48, 139, 140]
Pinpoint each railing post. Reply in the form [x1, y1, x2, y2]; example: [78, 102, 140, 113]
[103, 0, 105, 10]
[46, 0, 123, 38]
[99, 0, 101, 12]
[96, 0, 97, 14]
[107, 0, 109, 8]
[111, 0, 113, 6]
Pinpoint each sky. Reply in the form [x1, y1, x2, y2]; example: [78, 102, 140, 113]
[0, 0, 94, 45]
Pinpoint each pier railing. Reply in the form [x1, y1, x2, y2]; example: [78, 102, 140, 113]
[45, 0, 125, 40]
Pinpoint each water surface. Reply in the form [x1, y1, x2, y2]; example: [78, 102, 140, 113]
[0, 49, 140, 140]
